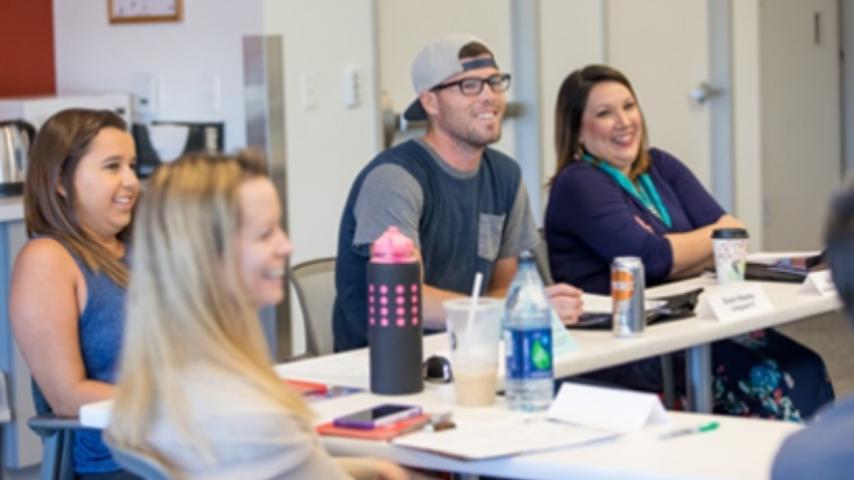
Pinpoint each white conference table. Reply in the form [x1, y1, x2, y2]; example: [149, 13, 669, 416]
[278, 274, 841, 412]
[79, 375, 801, 479]
[309, 388, 800, 480]
[80, 274, 824, 478]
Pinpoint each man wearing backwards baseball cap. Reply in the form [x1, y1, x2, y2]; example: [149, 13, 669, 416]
[333, 33, 583, 351]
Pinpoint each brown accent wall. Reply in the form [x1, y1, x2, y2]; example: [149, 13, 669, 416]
[0, 0, 55, 97]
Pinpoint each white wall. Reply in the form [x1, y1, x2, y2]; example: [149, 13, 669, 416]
[732, 0, 764, 248]
[758, 0, 841, 250]
[261, 0, 382, 265]
[606, 0, 712, 188]
[52, 0, 263, 151]
[261, 0, 382, 354]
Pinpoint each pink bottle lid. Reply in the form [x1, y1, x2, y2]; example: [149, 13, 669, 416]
[371, 226, 417, 264]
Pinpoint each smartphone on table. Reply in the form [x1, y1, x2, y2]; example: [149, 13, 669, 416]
[332, 404, 422, 430]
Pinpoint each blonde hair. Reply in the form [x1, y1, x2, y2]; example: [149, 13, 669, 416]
[107, 151, 310, 462]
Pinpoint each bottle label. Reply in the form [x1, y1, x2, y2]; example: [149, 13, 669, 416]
[612, 269, 634, 301]
[505, 327, 553, 380]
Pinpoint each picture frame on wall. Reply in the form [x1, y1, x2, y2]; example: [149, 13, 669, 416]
[108, 0, 182, 24]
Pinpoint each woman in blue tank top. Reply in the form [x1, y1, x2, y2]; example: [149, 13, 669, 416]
[10, 108, 140, 478]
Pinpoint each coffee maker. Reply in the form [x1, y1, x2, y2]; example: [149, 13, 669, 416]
[0, 120, 36, 195]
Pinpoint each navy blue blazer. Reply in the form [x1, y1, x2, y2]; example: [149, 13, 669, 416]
[545, 148, 726, 294]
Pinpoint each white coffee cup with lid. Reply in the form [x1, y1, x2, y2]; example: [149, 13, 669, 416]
[712, 228, 749, 285]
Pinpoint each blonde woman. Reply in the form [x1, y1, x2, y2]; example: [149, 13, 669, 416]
[107, 152, 407, 479]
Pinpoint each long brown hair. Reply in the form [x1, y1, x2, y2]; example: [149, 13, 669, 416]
[24, 108, 132, 287]
[550, 64, 651, 185]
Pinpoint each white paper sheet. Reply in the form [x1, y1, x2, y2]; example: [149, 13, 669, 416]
[582, 293, 612, 313]
[582, 293, 667, 314]
[392, 415, 616, 460]
[547, 383, 669, 433]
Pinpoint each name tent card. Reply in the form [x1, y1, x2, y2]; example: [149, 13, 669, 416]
[547, 383, 669, 433]
[700, 283, 774, 322]
[799, 270, 836, 297]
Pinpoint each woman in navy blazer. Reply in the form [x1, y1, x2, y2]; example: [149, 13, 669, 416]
[545, 64, 833, 420]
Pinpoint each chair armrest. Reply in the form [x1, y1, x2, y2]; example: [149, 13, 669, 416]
[28, 414, 79, 480]
[283, 352, 315, 363]
[28, 414, 83, 436]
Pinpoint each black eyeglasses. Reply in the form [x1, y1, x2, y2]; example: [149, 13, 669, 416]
[431, 73, 512, 96]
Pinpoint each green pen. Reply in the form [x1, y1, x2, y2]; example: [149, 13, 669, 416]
[658, 421, 719, 440]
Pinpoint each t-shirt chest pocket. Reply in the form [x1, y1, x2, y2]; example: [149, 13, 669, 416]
[478, 213, 506, 261]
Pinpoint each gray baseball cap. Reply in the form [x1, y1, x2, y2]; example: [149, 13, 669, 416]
[403, 33, 498, 121]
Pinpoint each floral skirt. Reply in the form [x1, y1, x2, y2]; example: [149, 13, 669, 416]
[711, 329, 834, 421]
[580, 329, 835, 422]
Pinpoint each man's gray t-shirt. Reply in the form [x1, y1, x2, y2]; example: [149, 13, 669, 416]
[333, 138, 539, 351]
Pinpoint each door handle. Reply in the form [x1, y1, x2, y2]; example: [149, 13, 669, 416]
[689, 82, 723, 104]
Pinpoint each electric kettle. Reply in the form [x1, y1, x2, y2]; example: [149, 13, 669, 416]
[0, 120, 36, 195]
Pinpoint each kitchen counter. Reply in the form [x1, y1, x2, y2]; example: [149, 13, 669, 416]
[0, 196, 23, 223]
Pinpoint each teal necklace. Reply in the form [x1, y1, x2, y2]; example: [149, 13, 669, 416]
[582, 153, 672, 228]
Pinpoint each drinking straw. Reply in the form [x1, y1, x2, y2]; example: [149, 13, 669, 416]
[466, 272, 484, 337]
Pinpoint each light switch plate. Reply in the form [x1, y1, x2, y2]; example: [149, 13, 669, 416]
[131, 73, 159, 122]
[343, 65, 360, 108]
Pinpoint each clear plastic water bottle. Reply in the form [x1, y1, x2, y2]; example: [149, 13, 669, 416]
[504, 250, 554, 411]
